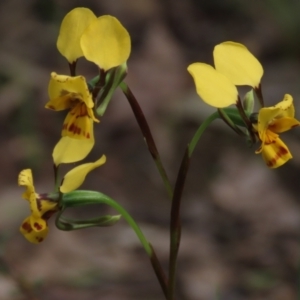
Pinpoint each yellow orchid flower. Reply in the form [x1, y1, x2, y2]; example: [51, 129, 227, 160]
[80, 15, 131, 71]
[255, 94, 300, 168]
[57, 8, 131, 71]
[45, 72, 99, 165]
[18, 169, 58, 244]
[188, 41, 263, 108]
[57, 7, 97, 63]
[19, 156, 106, 243]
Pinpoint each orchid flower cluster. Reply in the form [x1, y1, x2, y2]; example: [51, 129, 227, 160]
[188, 42, 300, 168]
[18, 7, 300, 300]
[19, 7, 130, 244]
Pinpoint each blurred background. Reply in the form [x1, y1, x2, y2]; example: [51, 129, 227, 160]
[1, 0, 300, 299]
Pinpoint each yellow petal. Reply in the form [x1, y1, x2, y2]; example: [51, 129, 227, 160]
[259, 138, 292, 168]
[39, 199, 58, 216]
[53, 136, 94, 165]
[187, 63, 238, 108]
[46, 72, 93, 110]
[20, 217, 49, 244]
[18, 170, 41, 220]
[257, 94, 295, 137]
[214, 41, 263, 88]
[269, 117, 300, 133]
[18, 169, 33, 187]
[60, 155, 106, 193]
[29, 215, 47, 232]
[18, 169, 35, 200]
[57, 7, 97, 63]
[80, 16, 131, 71]
[255, 129, 278, 154]
[62, 105, 96, 140]
[273, 94, 294, 118]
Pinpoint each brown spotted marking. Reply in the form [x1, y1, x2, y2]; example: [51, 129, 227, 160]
[33, 222, 43, 231]
[264, 140, 276, 146]
[43, 210, 58, 220]
[36, 237, 44, 243]
[36, 198, 43, 212]
[68, 123, 82, 135]
[267, 146, 289, 167]
[22, 222, 33, 233]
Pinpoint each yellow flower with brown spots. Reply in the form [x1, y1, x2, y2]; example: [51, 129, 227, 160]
[255, 94, 300, 168]
[19, 156, 106, 243]
[18, 169, 58, 244]
[188, 41, 263, 108]
[45, 72, 99, 165]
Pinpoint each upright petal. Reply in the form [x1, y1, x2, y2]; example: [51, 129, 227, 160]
[80, 16, 131, 71]
[187, 63, 238, 108]
[57, 8, 97, 63]
[53, 136, 94, 165]
[260, 138, 292, 168]
[214, 41, 263, 88]
[46, 72, 93, 110]
[18, 170, 41, 220]
[60, 155, 106, 193]
[18, 169, 35, 200]
[272, 94, 295, 118]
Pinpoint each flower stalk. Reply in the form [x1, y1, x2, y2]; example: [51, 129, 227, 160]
[16, 7, 300, 299]
[168, 112, 219, 299]
[61, 190, 169, 298]
[120, 82, 174, 199]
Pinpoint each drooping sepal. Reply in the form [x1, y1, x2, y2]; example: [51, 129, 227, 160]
[60, 155, 106, 193]
[56, 212, 121, 231]
[53, 136, 95, 165]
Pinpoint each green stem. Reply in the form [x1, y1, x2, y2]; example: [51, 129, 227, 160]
[120, 82, 174, 199]
[92, 69, 106, 101]
[188, 112, 219, 156]
[61, 190, 168, 299]
[168, 149, 188, 300]
[63, 190, 151, 255]
[168, 112, 218, 299]
[236, 97, 256, 144]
